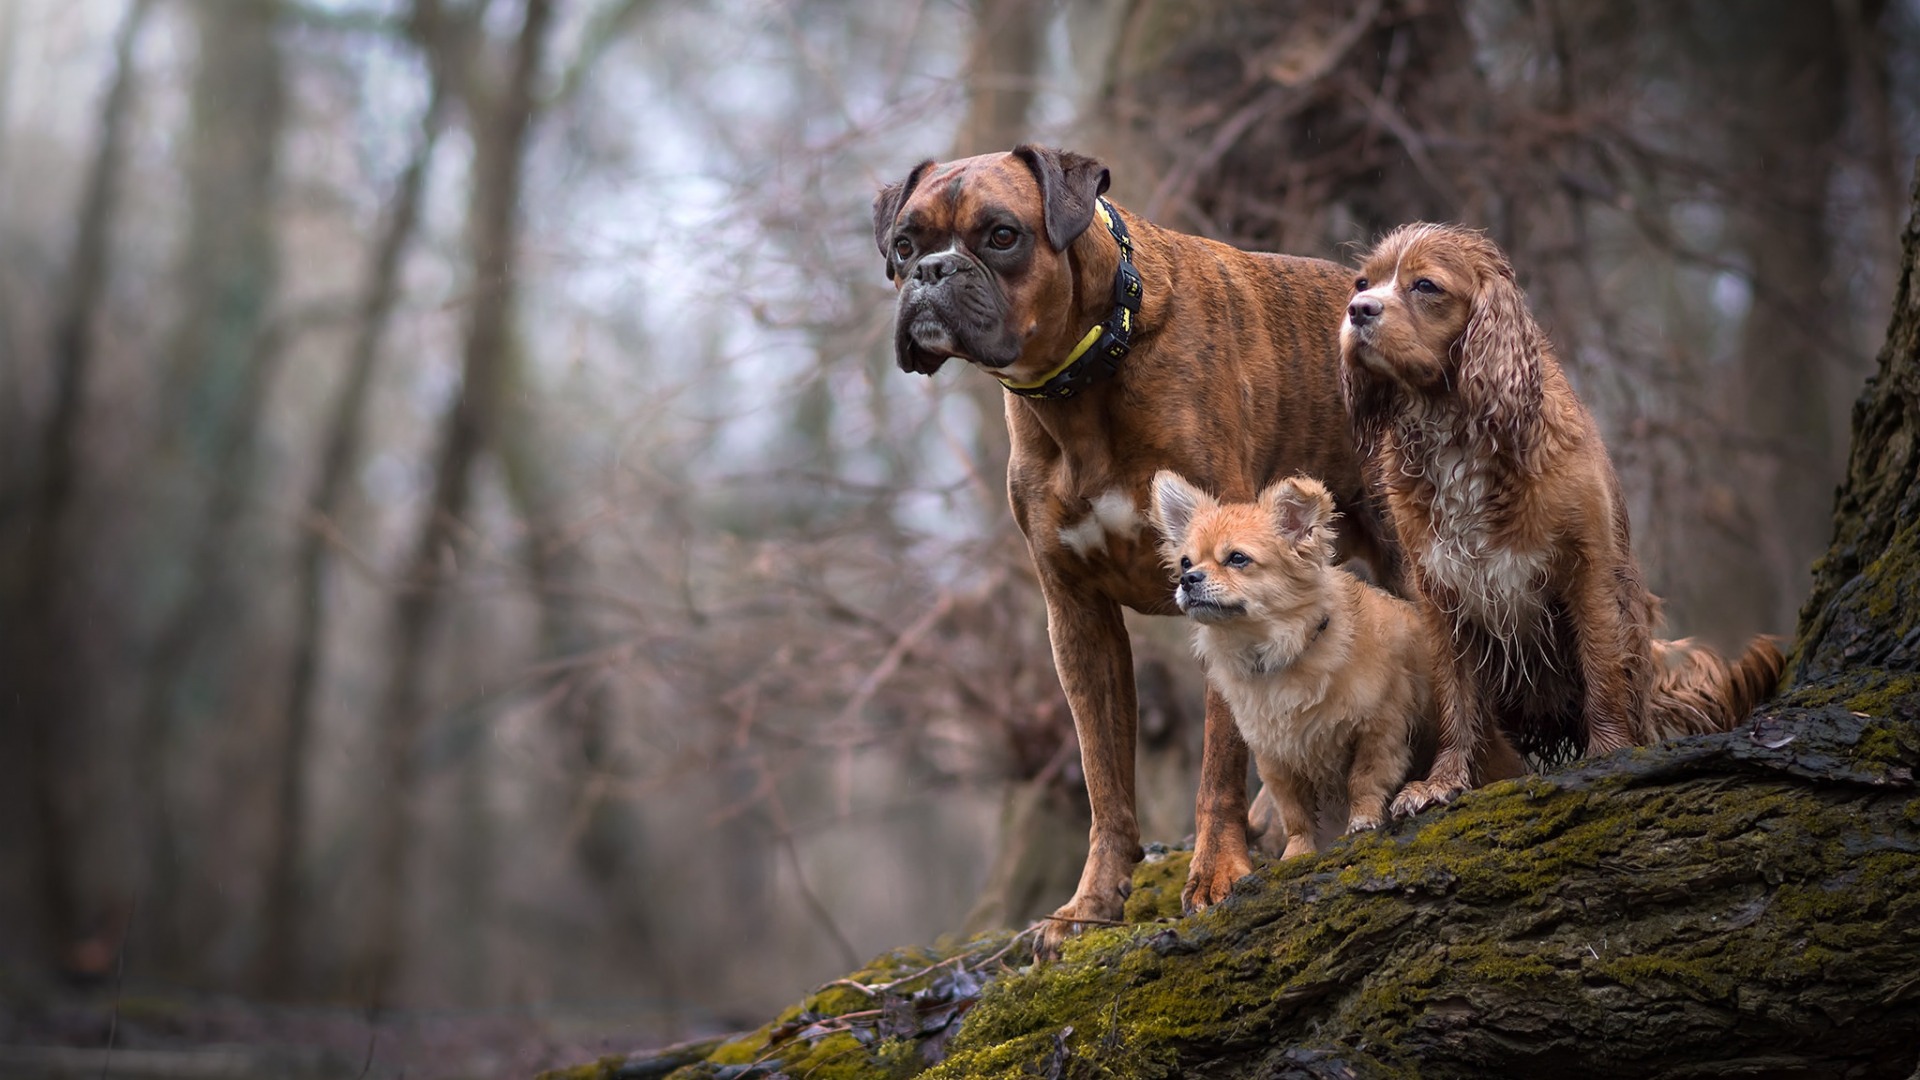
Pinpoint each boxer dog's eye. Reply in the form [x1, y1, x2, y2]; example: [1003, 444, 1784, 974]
[1354, 277, 1368, 292]
[893, 236, 913, 260]
[1412, 278, 1441, 295]
[1226, 551, 1251, 568]
[987, 225, 1018, 250]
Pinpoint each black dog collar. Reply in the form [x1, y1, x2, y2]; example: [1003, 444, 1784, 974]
[996, 197, 1143, 401]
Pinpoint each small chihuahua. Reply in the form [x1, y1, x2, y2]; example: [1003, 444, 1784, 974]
[1149, 471, 1522, 858]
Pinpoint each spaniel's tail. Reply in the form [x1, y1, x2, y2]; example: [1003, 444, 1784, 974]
[1645, 635, 1786, 740]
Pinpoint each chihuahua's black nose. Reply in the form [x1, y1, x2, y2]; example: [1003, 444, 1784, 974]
[1180, 569, 1206, 589]
[1348, 295, 1382, 324]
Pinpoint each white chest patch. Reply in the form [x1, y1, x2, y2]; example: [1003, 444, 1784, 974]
[1057, 488, 1143, 559]
[1417, 444, 1550, 642]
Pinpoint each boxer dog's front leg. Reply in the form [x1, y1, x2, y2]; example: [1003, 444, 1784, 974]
[1182, 683, 1253, 911]
[1034, 583, 1141, 956]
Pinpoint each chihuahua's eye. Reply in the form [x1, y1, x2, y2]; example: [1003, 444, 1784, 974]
[987, 225, 1018, 250]
[893, 236, 913, 260]
[1178, 556, 1192, 570]
[1354, 277, 1368, 292]
[1412, 278, 1440, 295]
[1226, 551, 1251, 568]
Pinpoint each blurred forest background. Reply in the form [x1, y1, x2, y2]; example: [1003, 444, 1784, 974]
[3, 0, 1919, 1073]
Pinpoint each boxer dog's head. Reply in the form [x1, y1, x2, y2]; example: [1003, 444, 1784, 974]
[872, 145, 1111, 378]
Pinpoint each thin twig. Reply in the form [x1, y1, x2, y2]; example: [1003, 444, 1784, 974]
[1039, 913, 1126, 928]
[98, 896, 135, 1080]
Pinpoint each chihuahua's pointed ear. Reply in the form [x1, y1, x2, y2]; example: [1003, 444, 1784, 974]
[873, 160, 935, 281]
[1013, 145, 1110, 252]
[1261, 476, 1337, 552]
[1150, 471, 1213, 546]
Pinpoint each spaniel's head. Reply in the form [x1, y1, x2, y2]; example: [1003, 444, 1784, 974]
[1339, 223, 1544, 454]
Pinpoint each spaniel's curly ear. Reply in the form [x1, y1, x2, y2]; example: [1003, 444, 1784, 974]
[1454, 255, 1544, 457]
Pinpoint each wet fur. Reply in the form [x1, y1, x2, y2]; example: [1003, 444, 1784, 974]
[1338, 224, 1785, 816]
[1149, 472, 1522, 858]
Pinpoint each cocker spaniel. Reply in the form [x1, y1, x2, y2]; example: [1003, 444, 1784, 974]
[1339, 223, 1784, 815]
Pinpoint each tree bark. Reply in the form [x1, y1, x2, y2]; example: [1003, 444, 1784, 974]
[1795, 157, 1920, 683]
[541, 160, 1920, 1080]
[253, 46, 447, 999]
[358, 0, 553, 1005]
[7, 0, 152, 969]
[136, 0, 287, 973]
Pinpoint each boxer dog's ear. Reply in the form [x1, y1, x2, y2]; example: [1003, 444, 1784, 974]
[1013, 144, 1111, 252]
[873, 159, 935, 281]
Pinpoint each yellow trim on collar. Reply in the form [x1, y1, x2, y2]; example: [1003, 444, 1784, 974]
[995, 202, 1123, 393]
[997, 324, 1103, 391]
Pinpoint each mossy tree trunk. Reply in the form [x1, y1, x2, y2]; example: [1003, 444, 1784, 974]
[543, 162, 1920, 1080]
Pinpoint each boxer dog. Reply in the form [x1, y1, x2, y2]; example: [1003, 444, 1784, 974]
[872, 145, 1396, 951]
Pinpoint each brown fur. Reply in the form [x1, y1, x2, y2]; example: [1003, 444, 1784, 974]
[1337, 223, 1786, 816]
[1148, 472, 1523, 858]
[875, 147, 1398, 949]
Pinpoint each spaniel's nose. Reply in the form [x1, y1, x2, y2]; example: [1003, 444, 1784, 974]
[1348, 296, 1383, 324]
[1180, 569, 1206, 589]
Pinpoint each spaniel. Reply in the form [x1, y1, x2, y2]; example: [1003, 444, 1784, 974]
[1339, 223, 1784, 815]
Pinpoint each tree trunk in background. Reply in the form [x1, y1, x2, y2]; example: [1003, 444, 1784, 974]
[0, 0, 24, 444]
[1675, 1, 1852, 647]
[1070, 0, 1475, 249]
[949, 0, 1046, 497]
[7, 0, 151, 970]
[253, 66, 447, 1000]
[137, 0, 286, 975]
[358, 0, 553, 1005]
[1795, 157, 1920, 683]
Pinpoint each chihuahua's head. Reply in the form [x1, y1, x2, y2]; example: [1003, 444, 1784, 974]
[1147, 472, 1338, 625]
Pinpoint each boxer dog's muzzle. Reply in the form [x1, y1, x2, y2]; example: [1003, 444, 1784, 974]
[893, 247, 1023, 375]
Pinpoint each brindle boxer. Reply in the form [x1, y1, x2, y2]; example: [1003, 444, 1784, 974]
[873, 145, 1396, 950]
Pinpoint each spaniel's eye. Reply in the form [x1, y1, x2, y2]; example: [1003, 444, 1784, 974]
[1354, 277, 1369, 292]
[1178, 555, 1192, 570]
[987, 225, 1018, 250]
[1412, 278, 1441, 295]
[1226, 551, 1251, 568]
[893, 236, 914, 260]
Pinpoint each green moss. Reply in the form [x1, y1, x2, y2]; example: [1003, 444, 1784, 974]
[1851, 721, 1919, 768]
[784, 1031, 879, 1079]
[1797, 514, 1920, 678]
[706, 1031, 770, 1066]
[535, 1056, 626, 1080]
[1122, 849, 1191, 923]
[1594, 954, 1736, 1001]
[1784, 669, 1920, 715]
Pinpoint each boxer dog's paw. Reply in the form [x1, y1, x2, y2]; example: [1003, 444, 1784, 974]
[1035, 889, 1126, 959]
[1180, 845, 1254, 914]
